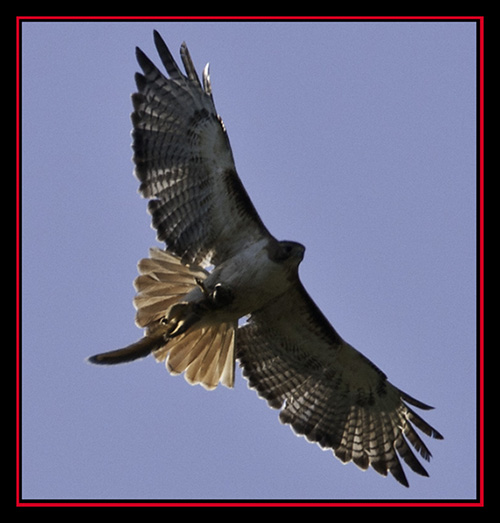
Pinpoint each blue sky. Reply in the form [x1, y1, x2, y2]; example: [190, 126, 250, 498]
[20, 19, 478, 503]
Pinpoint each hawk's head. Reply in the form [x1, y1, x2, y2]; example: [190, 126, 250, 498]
[271, 240, 305, 270]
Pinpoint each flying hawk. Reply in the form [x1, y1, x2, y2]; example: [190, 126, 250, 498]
[89, 31, 443, 487]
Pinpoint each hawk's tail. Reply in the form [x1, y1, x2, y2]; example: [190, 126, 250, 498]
[153, 320, 236, 390]
[89, 248, 236, 390]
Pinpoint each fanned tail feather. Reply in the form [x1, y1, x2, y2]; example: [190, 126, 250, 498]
[135, 248, 236, 388]
[133, 248, 209, 328]
[154, 322, 235, 389]
[89, 247, 236, 389]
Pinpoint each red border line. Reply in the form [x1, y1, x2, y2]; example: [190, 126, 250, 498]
[477, 15, 485, 509]
[16, 15, 485, 509]
[16, 15, 22, 508]
[15, 501, 486, 508]
[16, 15, 483, 22]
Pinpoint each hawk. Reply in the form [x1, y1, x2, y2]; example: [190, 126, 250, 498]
[89, 31, 443, 487]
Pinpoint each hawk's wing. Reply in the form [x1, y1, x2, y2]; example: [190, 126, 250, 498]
[131, 31, 272, 267]
[237, 284, 443, 487]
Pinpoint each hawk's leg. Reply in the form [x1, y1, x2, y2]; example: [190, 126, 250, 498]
[161, 283, 234, 339]
[210, 283, 234, 308]
[195, 278, 234, 309]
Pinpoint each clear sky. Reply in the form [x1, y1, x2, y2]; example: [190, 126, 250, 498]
[20, 19, 478, 503]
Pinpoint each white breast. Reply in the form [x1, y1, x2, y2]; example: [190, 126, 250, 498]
[206, 238, 292, 318]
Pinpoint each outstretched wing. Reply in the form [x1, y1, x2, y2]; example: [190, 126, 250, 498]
[237, 284, 443, 487]
[131, 31, 272, 267]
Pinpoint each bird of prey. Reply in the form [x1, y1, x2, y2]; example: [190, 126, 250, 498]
[89, 31, 443, 487]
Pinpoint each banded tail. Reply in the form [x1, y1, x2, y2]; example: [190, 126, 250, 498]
[88, 248, 236, 389]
